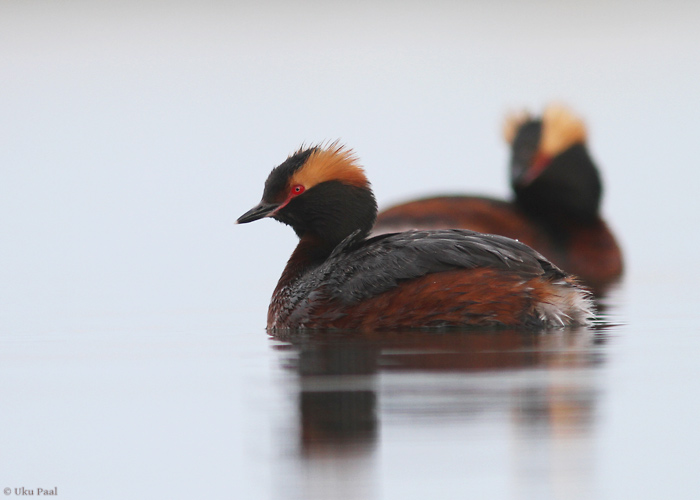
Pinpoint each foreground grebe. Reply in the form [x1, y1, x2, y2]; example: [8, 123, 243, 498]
[237, 143, 593, 331]
[373, 105, 623, 294]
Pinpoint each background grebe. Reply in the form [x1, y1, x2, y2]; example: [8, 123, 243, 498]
[373, 105, 623, 294]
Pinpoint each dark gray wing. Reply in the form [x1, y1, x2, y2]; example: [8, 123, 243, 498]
[317, 229, 564, 305]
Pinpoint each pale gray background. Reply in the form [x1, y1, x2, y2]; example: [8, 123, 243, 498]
[2, 1, 699, 499]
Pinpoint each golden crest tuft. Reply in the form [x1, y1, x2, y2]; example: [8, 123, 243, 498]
[540, 104, 588, 157]
[290, 141, 369, 190]
[502, 109, 532, 145]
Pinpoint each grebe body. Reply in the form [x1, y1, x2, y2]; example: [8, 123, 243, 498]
[238, 144, 593, 331]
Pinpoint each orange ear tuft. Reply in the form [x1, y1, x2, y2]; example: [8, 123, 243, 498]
[539, 104, 588, 157]
[290, 141, 369, 190]
[502, 109, 532, 145]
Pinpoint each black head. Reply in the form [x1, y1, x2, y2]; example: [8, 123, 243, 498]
[238, 143, 378, 250]
[505, 105, 602, 223]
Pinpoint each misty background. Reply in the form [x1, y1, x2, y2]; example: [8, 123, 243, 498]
[2, 2, 699, 499]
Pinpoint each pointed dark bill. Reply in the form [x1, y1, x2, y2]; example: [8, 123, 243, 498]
[237, 202, 280, 224]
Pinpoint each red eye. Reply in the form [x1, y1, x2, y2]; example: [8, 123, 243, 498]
[291, 185, 305, 196]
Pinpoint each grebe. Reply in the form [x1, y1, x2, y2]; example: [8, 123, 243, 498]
[373, 105, 623, 294]
[238, 143, 594, 331]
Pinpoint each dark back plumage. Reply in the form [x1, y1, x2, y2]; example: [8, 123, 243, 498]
[268, 228, 591, 330]
[331, 229, 560, 301]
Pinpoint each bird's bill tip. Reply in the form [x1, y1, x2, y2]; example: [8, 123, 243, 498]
[236, 202, 279, 224]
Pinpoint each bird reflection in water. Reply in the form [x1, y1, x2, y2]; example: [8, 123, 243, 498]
[272, 326, 606, 498]
[275, 333, 380, 457]
[274, 328, 607, 498]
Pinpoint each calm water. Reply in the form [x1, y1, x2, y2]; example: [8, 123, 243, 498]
[3, 280, 700, 499]
[2, 1, 700, 499]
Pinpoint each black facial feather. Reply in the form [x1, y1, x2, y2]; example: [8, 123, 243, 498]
[275, 180, 377, 247]
[515, 144, 602, 223]
[262, 147, 317, 203]
[510, 120, 542, 186]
